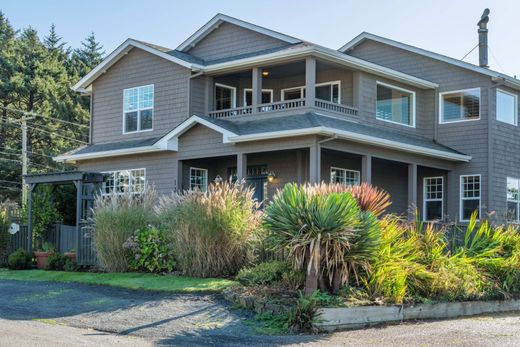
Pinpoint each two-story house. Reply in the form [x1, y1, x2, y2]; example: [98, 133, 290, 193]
[55, 13, 520, 223]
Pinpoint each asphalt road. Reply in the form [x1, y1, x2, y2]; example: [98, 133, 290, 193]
[1, 279, 520, 347]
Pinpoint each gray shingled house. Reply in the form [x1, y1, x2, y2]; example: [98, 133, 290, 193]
[55, 13, 520, 224]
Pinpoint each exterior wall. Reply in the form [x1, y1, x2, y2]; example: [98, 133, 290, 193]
[91, 48, 191, 144]
[187, 22, 288, 62]
[348, 40, 494, 221]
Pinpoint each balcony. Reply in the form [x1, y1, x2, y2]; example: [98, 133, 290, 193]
[208, 98, 358, 119]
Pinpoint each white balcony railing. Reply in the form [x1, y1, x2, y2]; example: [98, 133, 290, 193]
[208, 98, 358, 119]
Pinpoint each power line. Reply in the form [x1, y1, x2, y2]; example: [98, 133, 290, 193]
[0, 116, 88, 144]
[0, 157, 59, 171]
[0, 147, 57, 159]
[0, 105, 89, 129]
[0, 185, 21, 192]
[0, 180, 21, 186]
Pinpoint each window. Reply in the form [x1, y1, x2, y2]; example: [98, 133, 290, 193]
[102, 169, 146, 195]
[316, 81, 340, 103]
[244, 89, 273, 106]
[190, 167, 208, 192]
[440, 88, 480, 123]
[460, 174, 481, 221]
[282, 87, 305, 100]
[496, 89, 518, 125]
[123, 85, 153, 133]
[330, 167, 360, 186]
[423, 177, 443, 221]
[215, 84, 236, 110]
[507, 177, 520, 223]
[376, 82, 415, 127]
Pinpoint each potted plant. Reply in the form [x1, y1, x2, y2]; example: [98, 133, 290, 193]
[34, 242, 55, 269]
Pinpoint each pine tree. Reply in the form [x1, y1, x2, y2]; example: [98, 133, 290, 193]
[43, 24, 65, 52]
[75, 31, 104, 70]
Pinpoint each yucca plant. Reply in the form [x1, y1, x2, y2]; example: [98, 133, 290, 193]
[264, 183, 380, 295]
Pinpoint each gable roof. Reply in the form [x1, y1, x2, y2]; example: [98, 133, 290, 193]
[176, 13, 301, 52]
[56, 113, 470, 163]
[339, 32, 520, 91]
[72, 39, 204, 93]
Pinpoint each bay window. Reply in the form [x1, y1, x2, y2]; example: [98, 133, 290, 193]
[423, 177, 443, 221]
[440, 88, 480, 123]
[460, 174, 481, 221]
[496, 89, 517, 125]
[376, 82, 415, 127]
[123, 85, 153, 133]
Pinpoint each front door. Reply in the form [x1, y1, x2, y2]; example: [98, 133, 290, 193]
[247, 176, 267, 203]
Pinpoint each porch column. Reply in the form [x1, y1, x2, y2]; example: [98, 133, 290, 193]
[408, 163, 418, 220]
[309, 142, 321, 183]
[237, 153, 247, 181]
[361, 155, 372, 184]
[74, 180, 83, 256]
[205, 76, 214, 114]
[305, 57, 316, 108]
[26, 183, 34, 253]
[176, 160, 183, 192]
[252, 67, 262, 113]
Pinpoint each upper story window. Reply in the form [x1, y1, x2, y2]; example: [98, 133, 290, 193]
[440, 88, 480, 123]
[282, 86, 305, 101]
[460, 174, 481, 221]
[496, 89, 518, 125]
[244, 89, 273, 106]
[215, 83, 236, 110]
[376, 82, 415, 127]
[507, 177, 520, 223]
[281, 81, 341, 103]
[102, 169, 146, 195]
[330, 167, 360, 186]
[123, 85, 154, 133]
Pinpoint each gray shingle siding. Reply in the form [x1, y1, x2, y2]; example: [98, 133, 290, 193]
[186, 22, 288, 61]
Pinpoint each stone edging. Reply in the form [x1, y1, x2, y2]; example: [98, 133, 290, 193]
[315, 299, 520, 332]
[222, 288, 290, 315]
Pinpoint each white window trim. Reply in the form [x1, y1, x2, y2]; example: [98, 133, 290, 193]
[215, 83, 237, 110]
[280, 81, 341, 103]
[330, 166, 360, 186]
[122, 84, 154, 134]
[439, 87, 481, 124]
[375, 81, 416, 128]
[189, 167, 208, 192]
[507, 176, 520, 224]
[423, 176, 444, 221]
[459, 174, 481, 222]
[243, 88, 274, 106]
[496, 88, 518, 126]
[101, 168, 146, 195]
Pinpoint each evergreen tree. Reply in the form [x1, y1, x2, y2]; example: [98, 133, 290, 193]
[43, 24, 65, 52]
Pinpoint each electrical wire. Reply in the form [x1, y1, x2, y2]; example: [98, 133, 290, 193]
[0, 180, 21, 186]
[461, 43, 479, 62]
[0, 116, 87, 144]
[0, 106, 89, 128]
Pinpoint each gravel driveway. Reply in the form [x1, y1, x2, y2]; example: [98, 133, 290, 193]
[2, 279, 520, 347]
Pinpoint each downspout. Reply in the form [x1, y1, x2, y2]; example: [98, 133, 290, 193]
[188, 71, 204, 117]
[88, 92, 93, 144]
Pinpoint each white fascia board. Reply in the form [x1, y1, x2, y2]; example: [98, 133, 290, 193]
[228, 127, 470, 162]
[340, 33, 520, 91]
[72, 39, 201, 92]
[202, 46, 437, 89]
[177, 13, 301, 51]
[53, 146, 164, 163]
[154, 115, 238, 149]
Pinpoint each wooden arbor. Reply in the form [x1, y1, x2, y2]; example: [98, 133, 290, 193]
[24, 171, 104, 266]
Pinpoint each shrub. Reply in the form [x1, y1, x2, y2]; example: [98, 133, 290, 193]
[157, 181, 261, 278]
[282, 269, 305, 290]
[64, 258, 78, 272]
[288, 291, 321, 333]
[123, 226, 175, 273]
[45, 253, 68, 271]
[27, 186, 61, 240]
[8, 249, 32, 270]
[0, 203, 11, 264]
[236, 261, 288, 286]
[264, 183, 380, 295]
[92, 188, 156, 272]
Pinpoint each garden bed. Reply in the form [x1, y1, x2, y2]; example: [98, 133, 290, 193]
[0, 269, 236, 294]
[315, 299, 520, 332]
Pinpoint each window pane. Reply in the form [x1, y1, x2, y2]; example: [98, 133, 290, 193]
[124, 88, 138, 111]
[116, 170, 130, 193]
[425, 177, 443, 200]
[497, 90, 517, 125]
[140, 109, 153, 130]
[442, 89, 480, 122]
[216, 85, 234, 110]
[507, 177, 519, 201]
[332, 84, 339, 103]
[507, 201, 518, 222]
[284, 89, 302, 100]
[245, 91, 252, 106]
[376, 84, 413, 125]
[190, 168, 208, 192]
[331, 168, 359, 186]
[245, 91, 272, 106]
[316, 85, 332, 102]
[261, 91, 272, 104]
[425, 201, 442, 221]
[125, 111, 138, 132]
[463, 175, 480, 198]
[462, 199, 480, 220]
[131, 169, 146, 193]
[139, 85, 154, 109]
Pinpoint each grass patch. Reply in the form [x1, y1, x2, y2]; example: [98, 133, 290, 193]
[0, 269, 236, 294]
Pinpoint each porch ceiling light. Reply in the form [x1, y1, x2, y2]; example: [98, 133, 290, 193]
[267, 171, 277, 183]
[262, 71, 269, 77]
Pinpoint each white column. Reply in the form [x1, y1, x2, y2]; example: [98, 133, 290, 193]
[236, 153, 247, 181]
[305, 57, 316, 108]
[309, 142, 321, 183]
[361, 155, 372, 184]
[252, 67, 262, 113]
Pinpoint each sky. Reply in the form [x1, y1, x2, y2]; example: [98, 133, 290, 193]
[1, 0, 519, 76]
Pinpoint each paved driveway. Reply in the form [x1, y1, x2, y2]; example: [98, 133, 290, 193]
[1, 279, 520, 346]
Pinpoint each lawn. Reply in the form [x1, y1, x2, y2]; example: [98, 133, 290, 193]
[0, 269, 236, 293]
